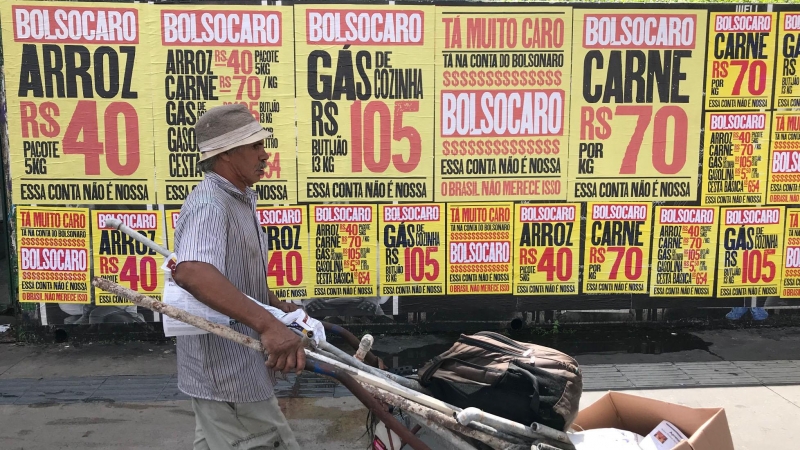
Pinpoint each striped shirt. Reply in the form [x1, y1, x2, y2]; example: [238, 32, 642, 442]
[174, 171, 275, 403]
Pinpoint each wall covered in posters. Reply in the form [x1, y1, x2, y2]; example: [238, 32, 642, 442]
[3, 1, 800, 325]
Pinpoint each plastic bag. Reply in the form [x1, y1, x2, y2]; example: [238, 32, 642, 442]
[568, 428, 644, 450]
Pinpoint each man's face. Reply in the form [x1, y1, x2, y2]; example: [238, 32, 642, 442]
[228, 140, 269, 187]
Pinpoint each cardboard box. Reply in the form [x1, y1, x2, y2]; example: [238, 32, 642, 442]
[572, 392, 734, 450]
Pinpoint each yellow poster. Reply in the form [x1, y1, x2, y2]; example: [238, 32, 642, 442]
[17, 207, 91, 303]
[768, 112, 800, 203]
[568, 11, 706, 202]
[717, 207, 784, 297]
[513, 204, 579, 295]
[446, 202, 513, 295]
[650, 207, 718, 297]
[310, 205, 378, 297]
[294, 6, 435, 203]
[434, 7, 571, 202]
[257, 206, 311, 300]
[151, 5, 297, 205]
[583, 203, 652, 294]
[165, 210, 180, 249]
[379, 204, 445, 296]
[702, 112, 769, 205]
[2, 2, 155, 204]
[705, 12, 777, 110]
[92, 211, 164, 306]
[781, 209, 800, 298]
[776, 13, 800, 108]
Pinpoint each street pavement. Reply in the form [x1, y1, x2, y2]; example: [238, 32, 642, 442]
[2, 327, 800, 449]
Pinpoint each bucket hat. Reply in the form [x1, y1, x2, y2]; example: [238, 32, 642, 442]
[195, 104, 272, 162]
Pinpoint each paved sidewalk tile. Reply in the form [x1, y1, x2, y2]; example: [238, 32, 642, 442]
[677, 361, 759, 386]
[616, 363, 698, 388]
[734, 361, 800, 384]
[581, 364, 635, 390]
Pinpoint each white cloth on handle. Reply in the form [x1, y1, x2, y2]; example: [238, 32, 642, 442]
[253, 299, 326, 346]
[162, 269, 325, 345]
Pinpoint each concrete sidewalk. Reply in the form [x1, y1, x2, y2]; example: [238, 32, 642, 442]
[3, 327, 800, 449]
[0, 397, 371, 450]
[0, 384, 794, 449]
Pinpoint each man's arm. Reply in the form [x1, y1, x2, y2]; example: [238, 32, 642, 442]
[174, 262, 306, 374]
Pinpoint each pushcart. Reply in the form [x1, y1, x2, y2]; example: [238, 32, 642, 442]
[93, 218, 578, 450]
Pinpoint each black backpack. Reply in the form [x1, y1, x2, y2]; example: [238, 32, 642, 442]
[418, 332, 583, 431]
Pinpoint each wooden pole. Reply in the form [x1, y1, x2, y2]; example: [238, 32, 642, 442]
[92, 277, 264, 352]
